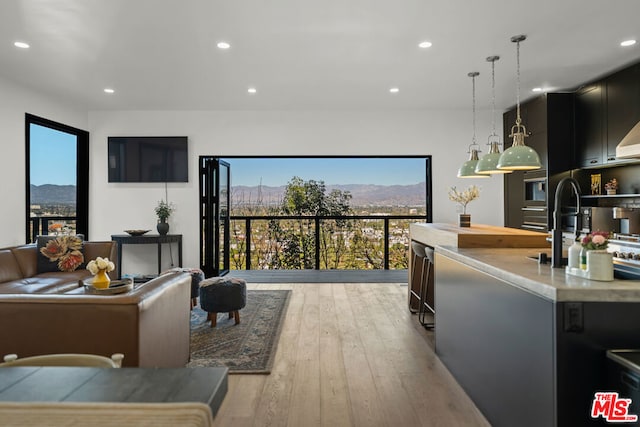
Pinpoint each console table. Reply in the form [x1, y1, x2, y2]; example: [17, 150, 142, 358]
[0, 366, 227, 416]
[111, 234, 182, 279]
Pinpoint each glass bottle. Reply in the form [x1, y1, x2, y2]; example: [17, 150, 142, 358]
[568, 239, 582, 269]
[580, 246, 589, 270]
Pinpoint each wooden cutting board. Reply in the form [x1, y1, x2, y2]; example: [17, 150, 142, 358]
[410, 223, 550, 248]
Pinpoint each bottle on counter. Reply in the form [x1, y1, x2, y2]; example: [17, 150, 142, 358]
[568, 238, 582, 269]
[580, 246, 589, 270]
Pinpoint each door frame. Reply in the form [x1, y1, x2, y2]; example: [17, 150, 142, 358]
[199, 157, 231, 277]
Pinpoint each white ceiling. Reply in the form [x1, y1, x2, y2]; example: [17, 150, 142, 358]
[1, 0, 639, 111]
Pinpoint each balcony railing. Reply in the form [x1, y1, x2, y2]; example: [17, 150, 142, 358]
[229, 214, 427, 270]
[28, 216, 78, 243]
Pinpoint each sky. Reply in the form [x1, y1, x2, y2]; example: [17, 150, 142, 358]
[30, 124, 77, 186]
[28, 127, 427, 188]
[221, 157, 428, 187]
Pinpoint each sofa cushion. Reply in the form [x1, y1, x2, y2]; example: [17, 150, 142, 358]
[9, 245, 37, 278]
[37, 235, 85, 273]
[0, 249, 23, 283]
[0, 277, 73, 294]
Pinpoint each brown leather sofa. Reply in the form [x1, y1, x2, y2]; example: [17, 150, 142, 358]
[0, 241, 118, 293]
[0, 242, 191, 367]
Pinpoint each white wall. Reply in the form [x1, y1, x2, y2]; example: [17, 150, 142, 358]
[0, 75, 505, 268]
[0, 75, 87, 247]
[88, 110, 504, 273]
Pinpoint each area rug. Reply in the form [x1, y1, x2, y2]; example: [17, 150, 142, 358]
[187, 289, 291, 374]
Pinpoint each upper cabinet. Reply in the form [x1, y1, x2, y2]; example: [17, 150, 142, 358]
[574, 84, 605, 167]
[574, 62, 640, 167]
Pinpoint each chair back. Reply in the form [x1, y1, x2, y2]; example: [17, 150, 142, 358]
[0, 353, 124, 368]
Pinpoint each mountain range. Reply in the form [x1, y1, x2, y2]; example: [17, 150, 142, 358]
[30, 184, 77, 204]
[30, 182, 427, 207]
[231, 182, 427, 207]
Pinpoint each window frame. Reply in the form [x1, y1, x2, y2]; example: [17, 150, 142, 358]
[25, 113, 90, 242]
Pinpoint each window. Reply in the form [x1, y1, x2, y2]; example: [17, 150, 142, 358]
[25, 114, 89, 242]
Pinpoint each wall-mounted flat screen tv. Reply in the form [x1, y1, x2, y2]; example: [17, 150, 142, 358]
[108, 136, 188, 182]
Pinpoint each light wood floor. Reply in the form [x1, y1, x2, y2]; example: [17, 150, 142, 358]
[213, 283, 490, 427]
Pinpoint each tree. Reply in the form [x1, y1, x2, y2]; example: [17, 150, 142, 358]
[275, 177, 352, 269]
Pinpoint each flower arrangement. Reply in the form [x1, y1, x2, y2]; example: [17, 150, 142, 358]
[86, 257, 115, 275]
[581, 231, 611, 250]
[448, 185, 480, 214]
[155, 200, 175, 222]
[605, 178, 618, 191]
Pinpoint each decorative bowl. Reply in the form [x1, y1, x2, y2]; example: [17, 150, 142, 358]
[124, 229, 151, 236]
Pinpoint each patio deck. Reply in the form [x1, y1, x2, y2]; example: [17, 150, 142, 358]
[225, 269, 408, 283]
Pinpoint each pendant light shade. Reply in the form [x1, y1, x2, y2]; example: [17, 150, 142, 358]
[458, 149, 488, 178]
[496, 136, 542, 170]
[497, 35, 542, 171]
[458, 72, 489, 178]
[475, 55, 512, 175]
[476, 141, 512, 174]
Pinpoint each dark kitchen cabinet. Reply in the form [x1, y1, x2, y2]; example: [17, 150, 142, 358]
[606, 63, 640, 163]
[574, 83, 605, 167]
[503, 93, 573, 230]
[574, 62, 640, 166]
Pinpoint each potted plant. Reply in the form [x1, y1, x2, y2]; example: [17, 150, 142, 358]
[579, 231, 613, 280]
[605, 178, 618, 195]
[155, 200, 175, 235]
[448, 185, 480, 227]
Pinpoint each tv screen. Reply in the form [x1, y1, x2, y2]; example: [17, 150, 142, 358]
[108, 136, 188, 182]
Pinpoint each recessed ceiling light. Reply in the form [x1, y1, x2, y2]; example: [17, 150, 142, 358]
[532, 87, 543, 92]
[418, 41, 432, 49]
[104, 88, 115, 94]
[389, 87, 399, 93]
[621, 39, 637, 47]
[217, 41, 231, 49]
[247, 87, 257, 94]
[14, 41, 29, 49]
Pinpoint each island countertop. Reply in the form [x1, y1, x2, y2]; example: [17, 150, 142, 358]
[437, 245, 640, 302]
[410, 222, 550, 248]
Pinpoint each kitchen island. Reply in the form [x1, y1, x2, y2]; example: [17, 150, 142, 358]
[408, 222, 550, 312]
[435, 245, 640, 427]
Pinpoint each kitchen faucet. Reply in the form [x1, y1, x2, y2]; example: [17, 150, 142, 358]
[552, 177, 582, 268]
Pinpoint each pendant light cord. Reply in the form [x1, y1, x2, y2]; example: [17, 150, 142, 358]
[515, 39, 521, 125]
[468, 71, 479, 147]
[472, 74, 477, 145]
[491, 59, 497, 136]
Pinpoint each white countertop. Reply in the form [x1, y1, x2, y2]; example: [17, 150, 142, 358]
[436, 246, 640, 302]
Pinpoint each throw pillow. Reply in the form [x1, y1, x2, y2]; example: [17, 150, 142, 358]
[36, 235, 85, 273]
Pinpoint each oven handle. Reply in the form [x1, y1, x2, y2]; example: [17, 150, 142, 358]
[521, 207, 546, 212]
[522, 224, 547, 231]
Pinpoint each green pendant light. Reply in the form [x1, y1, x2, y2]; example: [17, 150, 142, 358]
[476, 56, 512, 175]
[458, 71, 489, 179]
[497, 35, 542, 171]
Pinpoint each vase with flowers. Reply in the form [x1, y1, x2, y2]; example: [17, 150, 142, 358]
[86, 257, 116, 289]
[605, 178, 618, 195]
[448, 185, 480, 227]
[579, 231, 613, 279]
[155, 200, 175, 235]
